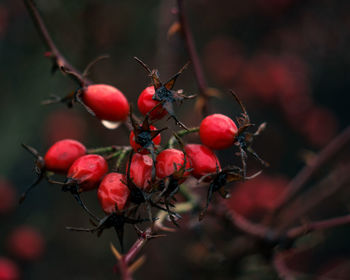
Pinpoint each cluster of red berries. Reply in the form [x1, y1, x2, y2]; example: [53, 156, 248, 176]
[22, 60, 267, 251]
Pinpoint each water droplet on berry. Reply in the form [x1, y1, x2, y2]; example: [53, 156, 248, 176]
[101, 120, 121, 130]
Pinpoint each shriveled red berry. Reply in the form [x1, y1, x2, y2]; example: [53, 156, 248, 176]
[184, 144, 221, 179]
[98, 173, 130, 213]
[126, 153, 153, 190]
[67, 154, 108, 191]
[156, 149, 191, 179]
[0, 258, 20, 280]
[0, 179, 17, 214]
[82, 84, 129, 121]
[7, 226, 45, 261]
[199, 114, 238, 150]
[129, 125, 161, 154]
[137, 86, 167, 120]
[44, 139, 86, 173]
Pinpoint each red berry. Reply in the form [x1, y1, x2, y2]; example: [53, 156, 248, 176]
[126, 153, 153, 190]
[184, 144, 221, 179]
[129, 125, 161, 154]
[7, 226, 45, 261]
[156, 149, 191, 179]
[137, 86, 167, 120]
[0, 258, 20, 280]
[98, 173, 130, 213]
[44, 139, 86, 173]
[67, 154, 108, 191]
[82, 84, 129, 121]
[199, 114, 238, 150]
[0, 179, 16, 214]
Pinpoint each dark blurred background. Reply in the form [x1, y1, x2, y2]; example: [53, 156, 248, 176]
[0, 0, 349, 279]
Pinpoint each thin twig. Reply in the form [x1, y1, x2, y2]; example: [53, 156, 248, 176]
[275, 162, 350, 231]
[287, 214, 350, 239]
[273, 126, 350, 214]
[176, 0, 209, 116]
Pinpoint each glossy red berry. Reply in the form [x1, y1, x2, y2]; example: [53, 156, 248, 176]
[0, 258, 20, 280]
[67, 154, 108, 191]
[129, 125, 161, 154]
[137, 86, 167, 120]
[199, 114, 238, 150]
[44, 139, 86, 173]
[98, 173, 130, 214]
[82, 84, 129, 121]
[156, 149, 191, 179]
[7, 226, 45, 261]
[126, 153, 153, 190]
[184, 144, 221, 179]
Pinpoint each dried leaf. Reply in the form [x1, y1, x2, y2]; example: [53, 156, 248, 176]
[167, 21, 181, 39]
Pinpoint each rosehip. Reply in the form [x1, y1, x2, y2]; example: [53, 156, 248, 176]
[67, 154, 108, 191]
[184, 144, 221, 179]
[199, 114, 238, 150]
[98, 173, 130, 213]
[0, 258, 19, 280]
[129, 125, 161, 154]
[7, 226, 45, 261]
[0, 179, 16, 214]
[82, 84, 129, 121]
[156, 149, 191, 180]
[44, 139, 86, 173]
[126, 153, 153, 190]
[137, 86, 167, 120]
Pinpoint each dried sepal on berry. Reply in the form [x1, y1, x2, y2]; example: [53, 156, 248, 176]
[230, 90, 269, 177]
[20, 143, 46, 203]
[155, 134, 192, 226]
[129, 104, 167, 158]
[198, 164, 262, 221]
[66, 204, 151, 252]
[134, 56, 195, 129]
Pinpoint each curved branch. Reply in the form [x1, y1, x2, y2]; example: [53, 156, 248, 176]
[23, 0, 90, 86]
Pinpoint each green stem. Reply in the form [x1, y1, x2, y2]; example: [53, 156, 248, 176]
[168, 127, 199, 148]
[179, 184, 198, 204]
[115, 148, 132, 171]
[87, 145, 130, 154]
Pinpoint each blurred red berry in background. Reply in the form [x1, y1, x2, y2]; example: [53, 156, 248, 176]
[44, 109, 87, 144]
[203, 37, 244, 86]
[225, 175, 288, 220]
[302, 106, 338, 148]
[7, 226, 45, 261]
[0, 178, 17, 215]
[0, 4, 9, 39]
[0, 257, 20, 280]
